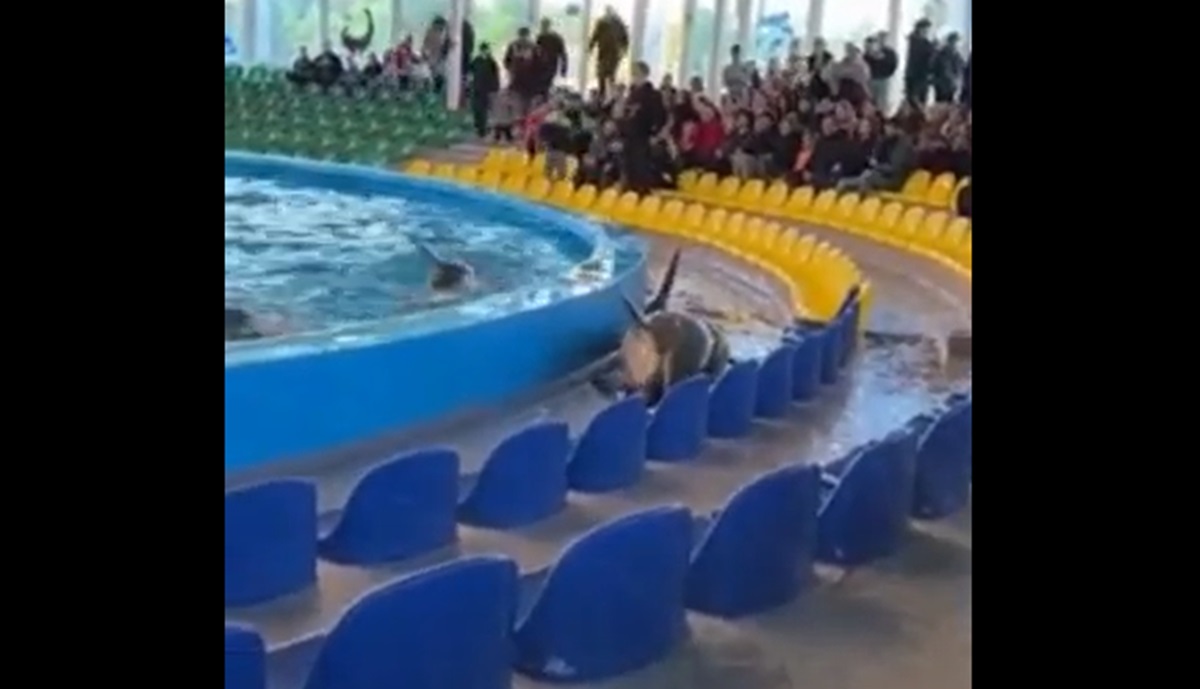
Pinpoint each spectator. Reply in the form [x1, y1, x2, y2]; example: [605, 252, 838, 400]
[960, 51, 972, 107]
[864, 33, 898, 113]
[807, 38, 835, 101]
[932, 33, 966, 103]
[591, 6, 630, 98]
[489, 87, 520, 143]
[830, 43, 870, 107]
[287, 46, 316, 86]
[838, 117, 917, 193]
[504, 27, 540, 112]
[423, 17, 450, 90]
[312, 41, 345, 88]
[469, 43, 501, 137]
[623, 61, 665, 193]
[536, 18, 568, 97]
[904, 19, 936, 105]
[363, 52, 384, 80]
[723, 44, 752, 104]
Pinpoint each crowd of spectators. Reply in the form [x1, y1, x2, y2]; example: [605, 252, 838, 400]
[281, 11, 971, 207]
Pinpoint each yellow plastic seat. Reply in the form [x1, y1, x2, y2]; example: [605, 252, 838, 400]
[432, 162, 457, 179]
[734, 179, 765, 210]
[892, 206, 926, 246]
[832, 193, 860, 229]
[405, 159, 433, 175]
[499, 173, 528, 195]
[477, 168, 503, 189]
[898, 170, 932, 203]
[613, 191, 641, 222]
[851, 197, 881, 234]
[547, 180, 576, 206]
[767, 223, 790, 254]
[593, 187, 620, 215]
[571, 184, 598, 211]
[694, 172, 719, 197]
[724, 212, 748, 245]
[455, 166, 480, 184]
[925, 173, 957, 207]
[915, 210, 949, 250]
[951, 177, 971, 214]
[480, 149, 506, 172]
[761, 181, 790, 210]
[791, 234, 817, 263]
[681, 203, 707, 237]
[634, 196, 662, 230]
[872, 201, 905, 238]
[740, 217, 765, 253]
[655, 199, 685, 234]
[714, 176, 741, 203]
[501, 149, 530, 175]
[702, 208, 729, 238]
[524, 177, 552, 200]
[678, 169, 700, 193]
[939, 217, 968, 260]
[809, 189, 838, 223]
[529, 153, 548, 177]
[783, 186, 814, 219]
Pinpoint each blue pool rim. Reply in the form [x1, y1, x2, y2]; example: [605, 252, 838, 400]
[225, 153, 648, 473]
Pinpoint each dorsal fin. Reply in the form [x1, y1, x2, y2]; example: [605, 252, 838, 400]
[621, 295, 650, 329]
[645, 248, 681, 314]
[415, 242, 448, 266]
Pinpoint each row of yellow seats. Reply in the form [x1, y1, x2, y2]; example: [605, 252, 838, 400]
[407, 158, 866, 321]
[477, 148, 580, 179]
[890, 169, 970, 209]
[673, 172, 971, 277]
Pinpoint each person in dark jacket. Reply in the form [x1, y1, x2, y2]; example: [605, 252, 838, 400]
[535, 18, 568, 97]
[504, 27, 539, 110]
[622, 61, 665, 193]
[286, 46, 316, 86]
[469, 43, 501, 137]
[959, 51, 972, 107]
[809, 116, 854, 189]
[807, 38, 835, 101]
[904, 19, 935, 106]
[313, 40, 345, 88]
[932, 33, 966, 103]
[864, 33, 898, 111]
[590, 6, 630, 98]
[838, 118, 916, 192]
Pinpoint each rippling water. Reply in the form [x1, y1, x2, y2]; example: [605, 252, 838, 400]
[224, 176, 594, 334]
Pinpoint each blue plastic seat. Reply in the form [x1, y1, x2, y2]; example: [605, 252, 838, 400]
[817, 427, 920, 566]
[788, 333, 823, 402]
[225, 625, 266, 689]
[754, 345, 795, 418]
[319, 448, 459, 565]
[646, 375, 711, 462]
[819, 322, 842, 384]
[513, 505, 693, 682]
[707, 360, 759, 439]
[686, 464, 821, 618]
[568, 395, 649, 492]
[302, 556, 519, 689]
[459, 421, 571, 528]
[225, 480, 318, 607]
[911, 399, 973, 519]
[840, 300, 860, 365]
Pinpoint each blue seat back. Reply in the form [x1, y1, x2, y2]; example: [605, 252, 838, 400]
[686, 464, 821, 617]
[303, 556, 519, 689]
[647, 375, 711, 461]
[912, 400, 973, 519]
[459, 421, 571, 528]
[754, 345, 795, 418]
[788, 333, 822, 401]
[568, 395, 649, 492]
[819, 323, 841, 384]
[514, 505, 693, 682]
[318, 448, 460, 564]
[707, 360, 759, 438]
[225, 625, 265, 689]
[225, 479, 318, 607]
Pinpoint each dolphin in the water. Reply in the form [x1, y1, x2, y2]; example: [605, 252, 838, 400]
[416, 243, 475, 291]
[611, 249, 731, 406]
[225, 306, 264, 341]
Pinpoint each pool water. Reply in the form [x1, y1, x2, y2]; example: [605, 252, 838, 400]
[225, 175, 598, 336]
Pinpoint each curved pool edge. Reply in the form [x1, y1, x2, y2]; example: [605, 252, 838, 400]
[225, 154, 649, 472]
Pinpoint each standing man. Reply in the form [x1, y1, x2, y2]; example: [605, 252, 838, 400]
[622, 61, 666, 194]
[722, 44, 751, 105]
[903, 19, 936, 106]
[864, 32, 898, 112]
[468, 43, 500, 138]
[590, 6, 630, 98]
[535, 17, 568, 98]
[932, 32, 966, 103]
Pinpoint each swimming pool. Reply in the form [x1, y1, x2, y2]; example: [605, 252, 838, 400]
[225, 174, 599, 337]
[225, 154, 647, 471]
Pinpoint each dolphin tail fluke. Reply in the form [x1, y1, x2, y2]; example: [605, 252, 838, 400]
[645, 248, 681, 314]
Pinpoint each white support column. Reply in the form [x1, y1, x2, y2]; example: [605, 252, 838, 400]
[447, 0, 465, 110]
[679, 0, 697, 84]
[806, 0, 824, 52]
[241, 0, 258, 63]
[255, 0, 274, 63]
[528, 0, 542, 26]
[578, 0, 594, 92]
[630, 0, 648, 67]
[886, 0, 902, 46]
[735, 0, 752, 56]
[318, 0, 331, 49]
[392, 0, 405, 42]
[707, 0, 729, 97]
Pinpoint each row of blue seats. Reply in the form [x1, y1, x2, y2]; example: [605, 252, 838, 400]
[226, 394, 971, 689]
[226, 298, 863, 608]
